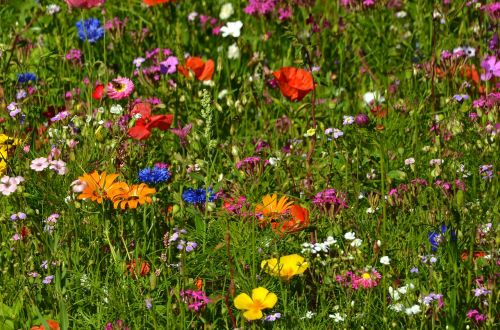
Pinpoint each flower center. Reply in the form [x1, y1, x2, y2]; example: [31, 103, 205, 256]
[361, 273, 371, 280]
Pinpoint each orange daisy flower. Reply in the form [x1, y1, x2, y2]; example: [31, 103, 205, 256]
[271, 204, 310, 234]
[255, 194, 293, 218]
[111, 183, 156, 209]
[77, 171, 128, 204]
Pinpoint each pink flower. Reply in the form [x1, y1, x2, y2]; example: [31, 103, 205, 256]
[352, 269, 382, 289]
[49, 160, 67, 175]
[107, 77, 134, 100]
[480, 56, 500, 81]
[65, 0, 105, 8]
[30, 157, 49, 172]
[71, 179, 87, 193]
[0, 176, 24, 196]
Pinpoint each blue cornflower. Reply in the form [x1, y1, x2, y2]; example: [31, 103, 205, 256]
[182, 188, 215, 205]
[138, 166, 171, 184]
[428, 225, 456, 252]
[17, 72, 37, 84]
[76, 18, 104, 43]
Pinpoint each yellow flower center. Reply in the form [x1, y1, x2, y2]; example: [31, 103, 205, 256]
[361, 272, 371, 280]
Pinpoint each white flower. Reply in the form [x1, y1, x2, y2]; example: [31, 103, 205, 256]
[380, 256, 391, 265]
[395, 11, 407, 18]
[301, 311, 315, 319]
[389, 303, 405, 312]
[350, 238, 362, 247]
[389, 287, 401, 301]
[220, 21, 243, 38]
[268, 157, 280, 166]
[405, 305, 421, 315]
[329, 313, 345, 322]
[46, 4, 60, 15]
[344, 231, 356, 240]
[109, 104, 123, 115]
[227, 43, 240, 59]
[363, 91, 385, 105]
[219, 3, 234, 20]
[404, 157, 415, 165]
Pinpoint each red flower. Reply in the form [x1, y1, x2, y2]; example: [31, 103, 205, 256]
[128, 103, 173, 140]
[143, 0, 176, 5]
[272, 67, 314, 102]
[30, 320, 60, 330]
[178, 57, 215, 81]
[126, 258, 151, 279]
[271, 204, 310, 235]
[92, 84, 105, 100]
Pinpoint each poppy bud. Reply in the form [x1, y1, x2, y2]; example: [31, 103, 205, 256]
[92, 84, 105, 100]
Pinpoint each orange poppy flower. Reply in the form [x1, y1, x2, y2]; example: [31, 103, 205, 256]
[178, 57, 215, 81]
[30, 320, 60, 330]
[270, 204, 310, 234]
[126, 258, 151, 278]
[143, 0, 176, 5]
[77, 171, 128, 204]
[272, 67, 315, 102]
[111, 183, 156, 209]
[460, 251, 488, 262]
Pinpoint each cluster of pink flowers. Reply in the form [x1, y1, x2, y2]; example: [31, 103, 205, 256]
[466, 309, 487, 323]
[179, 289, 210, 312]
[336, 269, 382, 290]
[434, 179, 466, 197]
[30, 157, 67, 175]
[244, 0, 294, 21]
[133, 48, 178, 82]
[0, 176, 24, 196]
[236, 156, 268, 175]
[312, 188, 349, 214]
[387, 179, 429, 207]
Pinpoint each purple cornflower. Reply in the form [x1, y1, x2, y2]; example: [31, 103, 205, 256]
[410, 267, 419, 274]
[453, 94, 469, 102]
[473, 287, 492, 297]
[185, 241, 198, 252]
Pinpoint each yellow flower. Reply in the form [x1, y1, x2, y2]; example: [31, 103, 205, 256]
[261, 254, 309, 281]
[0, 134, 20, 176]
[234, 287, 277, 321]
[305, 128, 316, 137]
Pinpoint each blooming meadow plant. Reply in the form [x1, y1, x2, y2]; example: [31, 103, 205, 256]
[0, 0, 499, 328]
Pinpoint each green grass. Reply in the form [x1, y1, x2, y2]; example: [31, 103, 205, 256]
[0, 0, 498, 329]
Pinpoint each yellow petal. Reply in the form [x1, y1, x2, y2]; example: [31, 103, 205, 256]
[234, 293, 253, 310]
[261, 292, 278, 309]
[252, 287, 270, 301]
[243, 309, 263, 321]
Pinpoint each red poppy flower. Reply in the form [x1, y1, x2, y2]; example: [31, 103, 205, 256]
[178, 57, 215, 81]
[143, 0, 176, 5]
[272, 67, 315, 102]
[30, 320, 60, 330]
[92, 84, 105, 100]
[128, 103, 173, 140]
[460, 250, 488, 262]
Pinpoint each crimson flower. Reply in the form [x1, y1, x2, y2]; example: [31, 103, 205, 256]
[128, 103, 173, 140]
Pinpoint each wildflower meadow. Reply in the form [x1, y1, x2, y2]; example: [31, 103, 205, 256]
[1, 0, 499, 329]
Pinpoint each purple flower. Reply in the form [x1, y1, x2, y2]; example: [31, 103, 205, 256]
[160, 56, 179, 74]
[185, 241, 198, 252]
[145, 298, 153, 309]
[480, 56, 500, 81]
[42, 275, 54, 284]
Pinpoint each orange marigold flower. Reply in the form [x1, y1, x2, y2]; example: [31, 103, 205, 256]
[30, 320, 60, 330]
[111, 183, 156, 209]
[178, 57, 215, 81]
[77, 171, 127, 204]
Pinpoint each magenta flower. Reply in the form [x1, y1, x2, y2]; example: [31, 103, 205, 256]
[481, 56, 500, 81]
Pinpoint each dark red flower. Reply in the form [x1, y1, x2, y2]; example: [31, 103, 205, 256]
[128, 103, 173, 140]
[272, 67, 315, 101]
